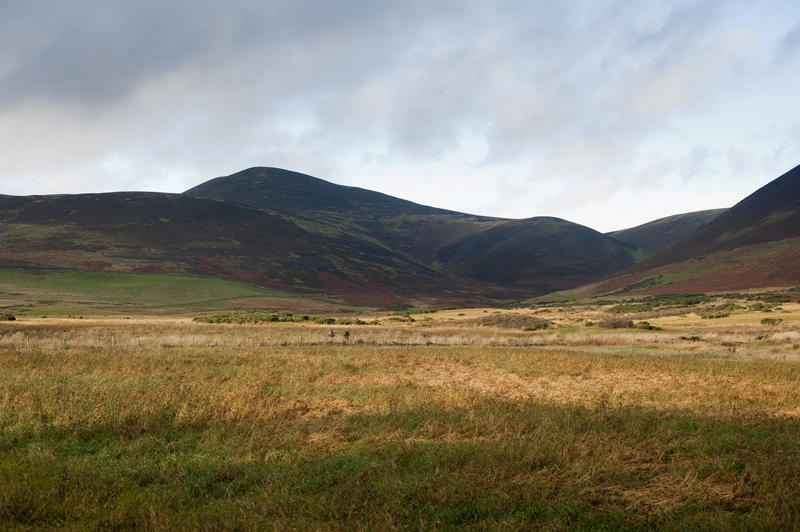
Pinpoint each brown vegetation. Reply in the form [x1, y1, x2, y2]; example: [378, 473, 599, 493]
[2, 301, 800, 528]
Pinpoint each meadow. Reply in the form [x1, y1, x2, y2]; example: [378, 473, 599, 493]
[0, 270, 336, 316]
[2, 296, 800, 529]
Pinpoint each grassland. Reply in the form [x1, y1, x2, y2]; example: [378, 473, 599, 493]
[0, 270, 335, 316]
[2, 297, 800, 529]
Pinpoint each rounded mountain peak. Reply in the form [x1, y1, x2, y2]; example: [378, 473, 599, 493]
[184, 166, 455, 217]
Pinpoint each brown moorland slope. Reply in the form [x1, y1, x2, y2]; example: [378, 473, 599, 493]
[592, 164, 800, 296]
[608, 208, 727, 257]
[185, 167, 638, 292]
[0, 168, 638, 305]
[645, 163, 800, 267]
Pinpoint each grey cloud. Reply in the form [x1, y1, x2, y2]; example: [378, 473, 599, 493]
[0, 1, 742, 141]
[0, 0, 417, 108]
[0, 0, 797, 229]
[775, 21, 800, 66]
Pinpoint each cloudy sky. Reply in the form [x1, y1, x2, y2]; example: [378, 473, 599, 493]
[0, 0, 798, 231]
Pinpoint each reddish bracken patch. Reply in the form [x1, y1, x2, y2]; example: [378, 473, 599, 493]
[190, 258, 294, 291]
[317, 272, 401, 306]
[598, 241, 800, 296]
[80, 260, 112, 270]
[131, 265, 169, 274]
[639, 244, 800, 295]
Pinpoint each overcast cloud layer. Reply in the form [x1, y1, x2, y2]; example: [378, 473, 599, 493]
[0, 0, 798, 231]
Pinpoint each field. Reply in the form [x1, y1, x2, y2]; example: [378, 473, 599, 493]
[2, 295, 800, 529]
[0, 270, 338, 316]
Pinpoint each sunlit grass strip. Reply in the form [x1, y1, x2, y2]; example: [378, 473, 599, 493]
[2, 340, 800, 528]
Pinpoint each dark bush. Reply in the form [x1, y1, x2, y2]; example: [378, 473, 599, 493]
[478, 313, 552, 330]
[598, 318, 633, 329]
[193, 311, 352, 325]
[697, 303, 744, 319]
[0, 312, 15, 321]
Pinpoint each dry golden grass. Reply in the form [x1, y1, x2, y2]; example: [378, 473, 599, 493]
[2, 302, 800, 528]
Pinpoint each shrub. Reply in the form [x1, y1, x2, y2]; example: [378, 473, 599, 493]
[386, 315, 415, 323]
[522, 321, 551, 331]
[598, 318, 633, 329]
[0, 312, 15, 321]
[478, 313, 552, 330]
[193, 311, 350, 325]
[761, 318, 783, 326]
[698, 311, 731, 319]
[609, 303, 655, 314]
[697, 303, 744, 319]
[609, 294, 710, 315]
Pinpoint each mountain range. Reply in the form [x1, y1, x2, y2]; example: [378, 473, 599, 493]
[590, 163, 800, 296]
[1, 164, 798, 305]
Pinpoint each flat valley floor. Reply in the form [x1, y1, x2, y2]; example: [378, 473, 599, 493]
[2, 301, 800, 529]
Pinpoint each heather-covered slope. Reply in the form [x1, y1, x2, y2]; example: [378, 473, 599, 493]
[185, 167, 638, 294]
[609, 209, 726, 258]
[436, 217, 635, 293]
[9, 163, 800, 304]
[589, 164, 800, 296]
[0, 192, 458, 305]
[0, 167, 640, 304]
[645, 164, 800, 268]
[11, 164, 800, 304]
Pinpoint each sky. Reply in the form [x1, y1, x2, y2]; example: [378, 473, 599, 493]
[0, 0, 798, 232]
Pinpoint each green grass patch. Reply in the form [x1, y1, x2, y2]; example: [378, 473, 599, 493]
[0, 270, 296, 311]
[696, 303, 745, 319]
[11, 305, 111, 318]
[4, 324, 800, 527]
[612, 276, 662, 294]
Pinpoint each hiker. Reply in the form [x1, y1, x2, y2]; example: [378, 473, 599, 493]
[343, 329, 350, 343]
[328, 329, 335, 340]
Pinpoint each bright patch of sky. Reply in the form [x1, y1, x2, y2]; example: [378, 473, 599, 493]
[0, 0, 798, 232]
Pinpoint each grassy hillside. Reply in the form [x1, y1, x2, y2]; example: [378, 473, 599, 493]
[643, 163, 800, 269]
[185, 167, 462, 221]
[185, 167, 494, 262]
[609, 208, 726, 258]
[591, 237, 800, 296]
[0, 167, 641, 304]
[0, 270, 337, 315]
[185, 167, 637, 295]
[436, 217, 635, 291]
[565, 164, 800, 297]
[0, 192, 460, 305]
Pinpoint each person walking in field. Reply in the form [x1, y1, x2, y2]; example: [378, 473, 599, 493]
[328, 329, 335, 341]
[343, 329, 350, 343]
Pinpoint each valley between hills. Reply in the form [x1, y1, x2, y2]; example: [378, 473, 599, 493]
[3, 165, 800, 529]
[1, 163, 798, 312]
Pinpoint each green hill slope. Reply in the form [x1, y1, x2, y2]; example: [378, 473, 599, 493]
[0, 270, 293, 315]
[436, 217, 634, 293]
[608, 209, 727, 258]
[185, 167, 637, 295]
[0, 192, 457, 305]
[587, 164, 800, 296]
[1, 166, 643, 304]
